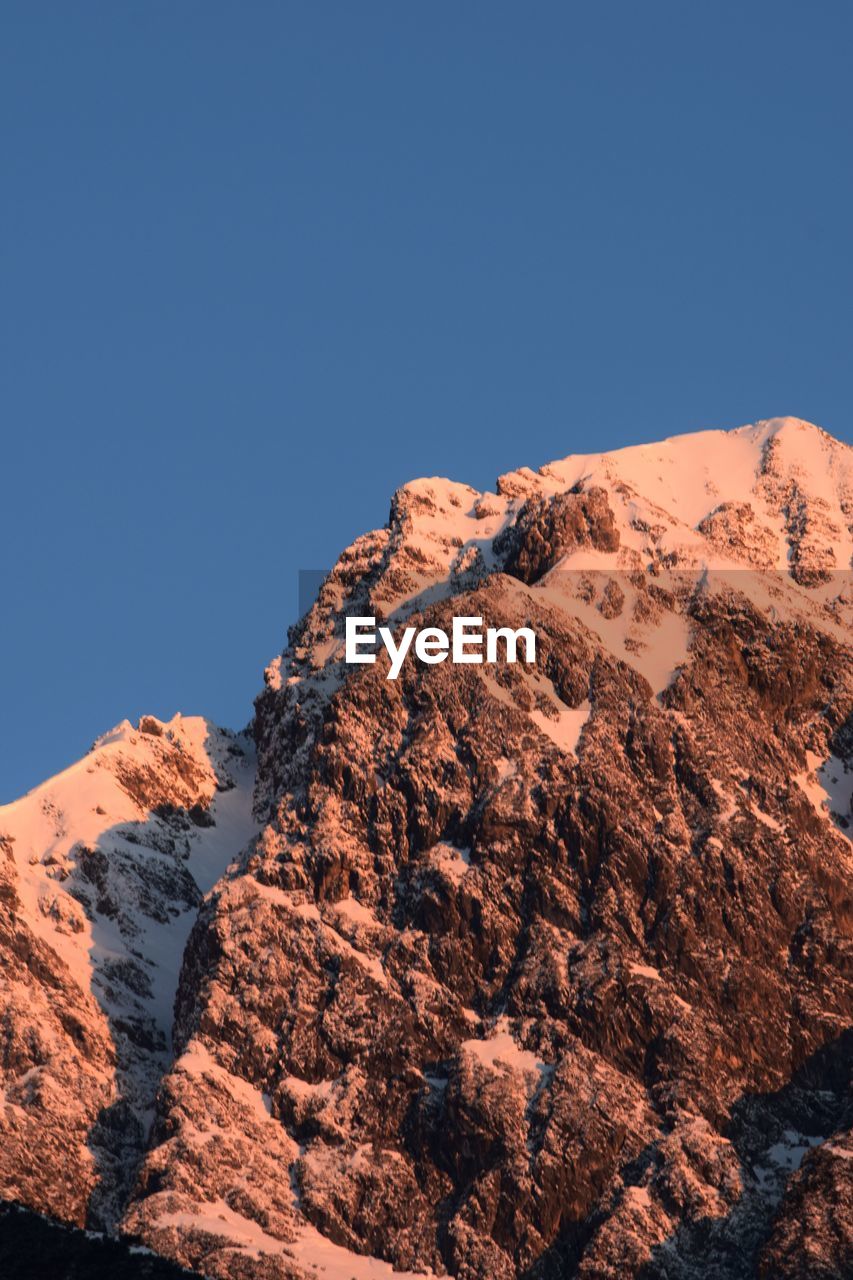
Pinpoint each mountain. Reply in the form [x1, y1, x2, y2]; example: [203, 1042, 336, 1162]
[1, 416, 852, 1279]
[0, 716, 257, 1233]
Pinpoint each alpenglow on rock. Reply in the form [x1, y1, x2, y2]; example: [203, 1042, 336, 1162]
[1, 417, 852, 1279]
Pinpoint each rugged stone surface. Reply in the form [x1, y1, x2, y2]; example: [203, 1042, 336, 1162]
[494, 486, 620, 583]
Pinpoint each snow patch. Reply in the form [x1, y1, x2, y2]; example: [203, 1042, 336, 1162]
[332, 895, 382, 928]
[174, 1041, 273, 1126]
[530, 697, 590, 755]
[461, 1019, 548, 1078]
[426, 842, 471, 884]
[753, 1129, 824, 1205]
[799, 752, 852, 846]
[157, 1197, 436, 1278]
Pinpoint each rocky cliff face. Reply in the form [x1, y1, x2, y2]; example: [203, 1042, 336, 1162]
[2, 418, 852, 1279]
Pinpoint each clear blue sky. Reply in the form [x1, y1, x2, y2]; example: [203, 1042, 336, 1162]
[2, 1, 852, 801]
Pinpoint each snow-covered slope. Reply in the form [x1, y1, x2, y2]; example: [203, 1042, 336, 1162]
[498, 416, 852, 574]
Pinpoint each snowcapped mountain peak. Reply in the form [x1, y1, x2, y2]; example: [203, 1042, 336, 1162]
[747, 413, 836, 443]
[91, 711, 213, 758]
[378, 419, 852, 588]
[486, 417, 852, 582]
[268, 420, 851, 736]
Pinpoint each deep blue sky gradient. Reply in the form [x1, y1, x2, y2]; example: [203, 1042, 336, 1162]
[3, 2, 852, 799]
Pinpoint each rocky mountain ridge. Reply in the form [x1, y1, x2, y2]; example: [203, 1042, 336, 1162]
[2, 417, 852, 1278]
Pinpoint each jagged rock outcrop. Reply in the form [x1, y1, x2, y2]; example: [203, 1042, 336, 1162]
[494, 486, 620, 583]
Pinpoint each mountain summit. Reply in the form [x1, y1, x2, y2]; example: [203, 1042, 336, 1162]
[2, 419, 852, 1279]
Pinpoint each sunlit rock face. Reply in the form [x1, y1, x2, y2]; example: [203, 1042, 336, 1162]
[0, 716, 257, 1232]
[3, 418, 853, 1279]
